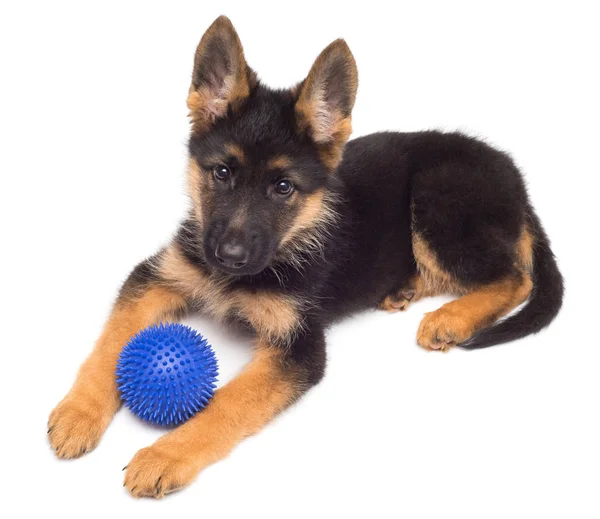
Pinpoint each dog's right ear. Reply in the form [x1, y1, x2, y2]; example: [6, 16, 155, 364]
[187, 16, 256, 133]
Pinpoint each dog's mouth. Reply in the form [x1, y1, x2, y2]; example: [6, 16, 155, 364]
[209, 259, 269, 277]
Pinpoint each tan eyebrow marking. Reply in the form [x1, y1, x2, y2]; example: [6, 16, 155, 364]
[267, 155, 293, 170]
[224, 143, 246, 164]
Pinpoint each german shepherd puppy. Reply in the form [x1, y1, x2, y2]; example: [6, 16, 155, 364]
[48, 16, 563, 497]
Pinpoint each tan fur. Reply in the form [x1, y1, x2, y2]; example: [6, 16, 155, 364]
[160, 244, 301, 342]
[412, 232, 466, 297]
[48, 287, 187, 458]
[516, 225, 535, 273]
[315, 118, 354, 171]
[124, 343, 296, 497]
[186, 158, 207, 227]
[235, 290, 302, 343]
[224, 142, 246, 165]
[228, 205, 250, 230]
[267, 155, 293, 170]
[280, 189, 326, 246]
[275, 189, 339, 271]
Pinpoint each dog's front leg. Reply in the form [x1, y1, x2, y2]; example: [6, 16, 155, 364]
[123, 324, 326, 498]
[48, 260, 187, 458]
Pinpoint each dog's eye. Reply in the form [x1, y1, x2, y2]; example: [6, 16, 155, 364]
[213, 165, 231, 182]
[274, 179, 294, 196]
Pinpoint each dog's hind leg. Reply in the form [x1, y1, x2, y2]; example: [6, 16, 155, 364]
[416, 273, 532, 350]
[411, 231, 533, 351]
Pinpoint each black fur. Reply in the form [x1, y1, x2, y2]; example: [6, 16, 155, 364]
[119, 256, 162, 300]
[181, 126, 564, 346]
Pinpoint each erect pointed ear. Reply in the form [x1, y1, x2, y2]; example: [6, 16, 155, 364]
[187, 16, 257, 133]
[295, 39, 358, 170]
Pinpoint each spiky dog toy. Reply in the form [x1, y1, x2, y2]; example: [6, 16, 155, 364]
[116, 323, 218, 426]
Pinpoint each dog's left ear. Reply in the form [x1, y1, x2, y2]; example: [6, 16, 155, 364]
[295, 39, 358, 170]
[187, 16, 256, 133]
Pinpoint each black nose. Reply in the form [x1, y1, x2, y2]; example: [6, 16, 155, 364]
[215, 241, 249, 269]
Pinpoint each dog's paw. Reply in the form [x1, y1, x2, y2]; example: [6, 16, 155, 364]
[48, 396, 109, 459]
[380, 289, 416, 312]
[417, 307, 473, 351]
[124, 445, 199, 498]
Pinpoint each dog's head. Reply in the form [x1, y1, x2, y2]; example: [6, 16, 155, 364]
[185, 16, 358, 276]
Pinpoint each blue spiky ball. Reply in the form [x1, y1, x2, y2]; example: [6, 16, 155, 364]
[116, 323, 218, 427]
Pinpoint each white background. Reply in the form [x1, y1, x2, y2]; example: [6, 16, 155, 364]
[1, 1, 598, 517]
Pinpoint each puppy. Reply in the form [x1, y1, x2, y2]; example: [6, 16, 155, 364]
[48, 16, 563, 497]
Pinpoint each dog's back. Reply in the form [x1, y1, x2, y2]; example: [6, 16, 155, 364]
[323, 131, 563, 350]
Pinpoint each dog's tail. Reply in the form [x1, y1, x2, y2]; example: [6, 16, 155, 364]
[460, 212, 564, 350]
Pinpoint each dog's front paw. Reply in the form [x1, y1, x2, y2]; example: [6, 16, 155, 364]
[48, 395, 110, 459]
[124, 444, 199, 498]
[417, 307, 474, 351]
